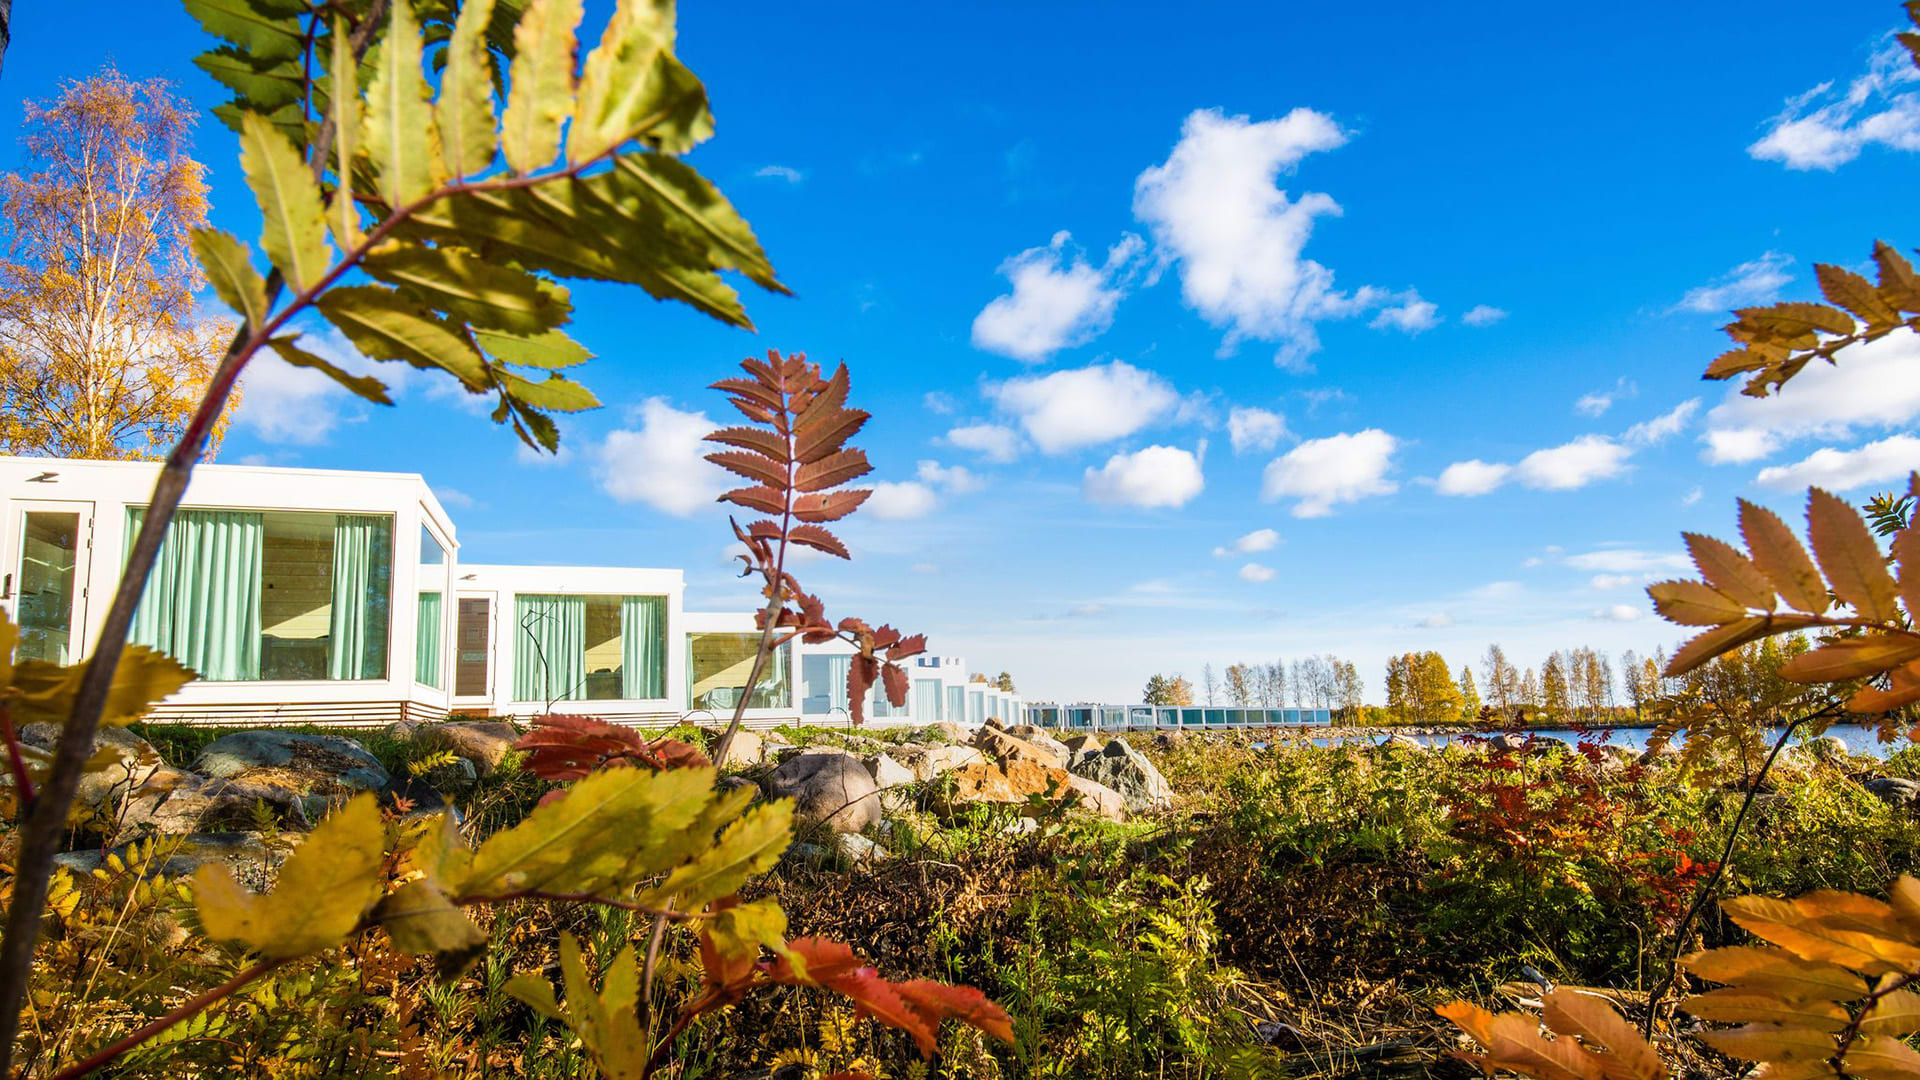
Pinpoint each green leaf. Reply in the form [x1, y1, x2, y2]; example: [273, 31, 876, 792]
[606, 154, 783, 292]
[267, 336, 393, 405]
[571, 0, 712, 162]
[638, 798, 792, 910]
[238, 112, 332, 291]
[374, 878, 488, 977]
[317, 285, 489, 387]
[329, 15, 364, 249]
[194, 48, 306, 112]
[504, 972, 562, 1019]
[551, 934, 648, 1080]
[500, 0, 583, 173]
[366, 0, 445, 208]
[362, 245, 571, 334]
[498, 370, 599, 412]
[474, 327, 592, 368]
[450, 765, 715, 900]
[705, 897, 791, 971]
[193, 794, 385, 958]
[191, 228, 268, 329]
[439, 0, 499, 176]
[10, 647, 196, 729]
[183, 0, 307, 64]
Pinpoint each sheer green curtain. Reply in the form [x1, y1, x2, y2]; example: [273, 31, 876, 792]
[821, 654, 850, 714]
[415, 592, 443, 688]
[761, 642, 790, 707]
[328, 514, 393, 680]
[619, 595, 665, 699]
[515, 595, 586, 702]
[129, 508, 264, 681]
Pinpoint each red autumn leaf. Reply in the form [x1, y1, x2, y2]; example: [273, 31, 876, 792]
[705, 425, 790, 463]
[794, 448, 871, 492]
[515, 714, 710, 781]
[706, 449, 788, 487]
[788, 523, 851, 560]
[881, 662, 909, 707]
[886, 633, 928, 662]
[847, 656, 878, 725]
[766, 938, 1013, 1057]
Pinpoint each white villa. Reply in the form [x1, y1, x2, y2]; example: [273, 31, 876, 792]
[0, 457, 1023, 729]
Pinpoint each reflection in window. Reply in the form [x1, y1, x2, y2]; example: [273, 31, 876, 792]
[513, 594, 667, 702]
[421, 525, 445, 565]
[687, 632, 789, 710]
[801, 653, 850, 716]
[416, 592, 443, 688]
[17, 511, 79, 664]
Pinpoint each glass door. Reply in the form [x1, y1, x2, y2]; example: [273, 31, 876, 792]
[10, 502, 93, 665]
[454, 595, 493, 697]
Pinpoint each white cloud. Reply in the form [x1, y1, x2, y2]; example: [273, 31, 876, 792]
[1514, 435, 1632, 490]
[1238, 562, 1277, 583]
[1368, 292, 1440, 334]
[971, 231, 1141, 362]
[1750, 40, 1920, 170]
[916, 459, 982, 494]
[1589, 574, 1639, 590]
[1623, 399, 1701, 446]
[1435, 459, 1513, 497]
[1213, 527, 1281, 556]
[595, 398, 725, 515]
[1565, 549, 1690, 574]
[944, 423, 1022, 464]
[994, 360, 1179, 453]
[1461, 304, 1508, 327]
[1755, 433, 1920, 492]
[1261, 429, 1399, 517]
[1132, 107, 1407, 370]
[1417, 612, 1455, 629]
[1594, 604, 1645, 622]
[1083, 445, 1205, 508]
[1575, 378, 1637, 418]
[865, 480, 938, 519]
[233, 326, 394, 444]
[923, 391, 958, 415]
[1227, 406, 1287, 454]
[754, 164, 805, 183]
[1703, 329, 1920, 463]
[1672, 252, 1795, 313]
[1682, 486, 1705, 506]
[433, 486, 476, 509]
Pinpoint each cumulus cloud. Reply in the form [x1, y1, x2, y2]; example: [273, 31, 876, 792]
[1755, 433, 1920, 491]
[994, 360, 1179, 453]
[1368, 292, 1440, 334]
[1564, 549, 1690, 574]
[1589, 574, 1639, 590]
[916, 459, 982, 493]
[754, 164, 805, 183]
[1671, 252, 1795, 313]
[1593, 604, 1645, 622]
[1435, 459, 1513, 497]
[1461, 304, 1508, 327]
[866, 481, 939, 519]
[1261, 429, 1399, 517]
[1227, 406, 1287, 454]
[923, 391, 958, 415]
[433, 486, 476, 509]
[944, 423, 1022, 463]
[1083, 445, 1205, 508]
[233, 325, 397, 444]
[971, 231, 1142, 362]
[1703, 329, 1920, 462]
[1417, 613, 1455, 629]
[1238, 562, 1277, 583]
[1514, 435, 1632, 490]
[1132, 107, 1414, 370]
[1576, 378, 1637, 418]
[1623, 399, 1701, 446]
[1213, 528, 1281, 556]
[596, 398, 726, 515]
[1750, 39, 1920, 170]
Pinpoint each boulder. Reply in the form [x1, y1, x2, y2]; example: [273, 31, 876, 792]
[923, 721, 970, 744]
[716, 775, 763, 801]
[714, 728, 765, 769]
[769, 752, 881, 835]
[937, 759, 1072, 808]
[984, 715, 1007, 731]
[1865, 777, 1920, 812]
[413, 754, 478, 797]
[56, 831, 285, 892]
[1486, 732, 1529, 753]
[1005, 726, 1072, 767]
[195, 730, 389, 796]
[891, 743, 986, 782]
[1062, 735, 1102, 758]
[1063, 773, 1127, 820]
[1379, 733, 1426, 753]
[381, 720, 423, 743]
[972, 727, 1062, 768]
[116, 769, 313, 839]
[16, 723, 162, 809]
[832, 832, 887, 865]
[1638, 742, 1682, 767]
[1067, 739, 1173, 812]
[865, 753, 917, 813]
[418, 721, 519, 776]
[1807, 735, 1852, 760]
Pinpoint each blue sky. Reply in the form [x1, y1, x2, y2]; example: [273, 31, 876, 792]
[10, 1, 1920, 702]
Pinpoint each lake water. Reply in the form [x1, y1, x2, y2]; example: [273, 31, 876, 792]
[1289, 723, 1907, 758]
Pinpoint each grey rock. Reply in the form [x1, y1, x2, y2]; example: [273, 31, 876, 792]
[924, 721, 969, 744]
[715, 728, 765, 769]
[891, 743, 986, 782]
[1001, 816, 1039, 836]
[1866, 776, 1920, 812]
[717, 775, 763, 801]
[769, 752, 881, 835]
[1067, 739, 1173, 812]
[381, 720, 423, 743]
[17, 723, 161, 809]
[1379, 733, 1426, 753]
[1004, 726, 1071, 767]
[832, 832, 887, 864]
[117, 769, 312, 839]
[418, 721, 519, 776]
[1486, 732, 1529, 753]
[417, 755, 478, 796]
[1807, 735, 1852, 760]
[56, 831, 284, 891]
[195, 730, 389, 795]
[1063, 773, 1127, 820]
[865, 752, 916, 813]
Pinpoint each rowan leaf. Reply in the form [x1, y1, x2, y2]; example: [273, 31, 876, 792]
[1817, 263, 1900, 330]
[439, 0, 499, 176]
[789, 524, 850, 560]
[720, 485, 787, 516]
[794, 448, 872, 492]
[606, 154, 782, 292]
[474, 328, 593, 369]
[366, 0, 444, 208]
[703, 898, 790, 986]
[1685, 532, 1776, 611]
[317, 285, 489, 387]
[504, 972, 562, 1019]
[1892, 516, 1920, 620]
[1848, 661, 1920, 712]
[328, 15, 364, 249]
[374, 878, 488, 977]
[1648, 580, 1748, 626]
[267, 337, 393, 405]
[1844, 1035, 1920, 1080]
[363, 245, 571, 334]
[570, 0, 685, 162]
[1541, 990, 1666, 1080]
[193, 794, 384, 958]
[182, 0, 306, 63]
[793, 406, 869, 466]
[1777, 635, 1920, 683]
[1861, 988, 1920, 1036]
[1436, 1000, 1605, 1080]
[706, 425, 789, 463]
[638, 799, 792, 910]
[1680, 947, 1869, 1002]
[792, 490, 871, 524]
[498, 370, 600, 412]
[1807, 488, 1900, 621]
[501, 0, 582, 173]
[11, 647, 195, 729]
[1722, 895, 1920, 976]
[1697, 1025, 1835, 1063]
[1741, 499, 1830, 614]
[1678, 989, 1847, 1029]
[1873, 241, 1920, 311]
[191, 228, 267, 329]
[238, 112, 331, 291]
[706, 449, 788, 487]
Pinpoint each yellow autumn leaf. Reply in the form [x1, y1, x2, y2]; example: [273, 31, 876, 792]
[1541, 989, 1666, 1080]
[1696, 1024, 1835, 1063]
[1861, 988, 1920, 1037]
[1680, 946, 1868, 1002]
[1807, 488, 1901, 622]
[1740, 499, 1830, 615]
[1778, 635, 1920, 684]
[1843, 1035, 1920, 1080]
[194, 793, 385, 958]
[1722, 895, 1920, 977]
[1678, 989, 1846, 1030]
[1648, 580, 1750, 626]
[1684, 531, 1776, 611]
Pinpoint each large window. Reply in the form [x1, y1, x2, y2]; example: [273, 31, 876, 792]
[801, 653, 850, 716]
[512, 594, 667, 702]
[128, 508, 392, 681]
[913, 678, 942, 721]
[17, 511, 79, 664]
[416, 527, 446, 689]
[687, 632, 789, 710]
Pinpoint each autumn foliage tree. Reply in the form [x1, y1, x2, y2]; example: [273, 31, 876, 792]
[0, 69, 237, 459]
